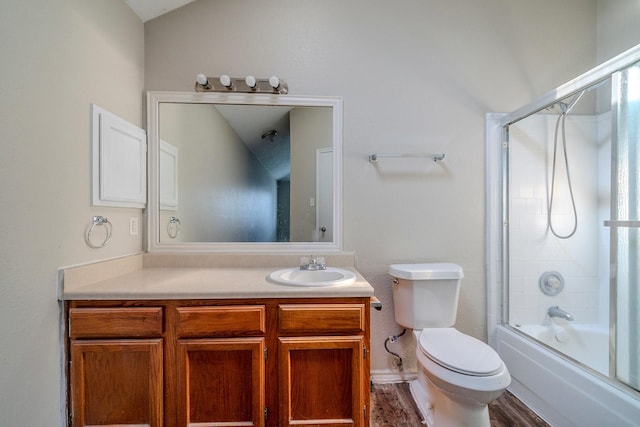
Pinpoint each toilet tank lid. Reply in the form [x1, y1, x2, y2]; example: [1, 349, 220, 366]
[389, 263, 464, 280]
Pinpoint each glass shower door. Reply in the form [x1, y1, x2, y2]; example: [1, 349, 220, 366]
[611, 60, 640, 391]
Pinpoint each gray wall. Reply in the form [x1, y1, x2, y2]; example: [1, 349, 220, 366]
[289, 107, 333, 241]
[159, 103, 276, 242]
[598, 0, 640, 63]
[0, 1, 144, 425]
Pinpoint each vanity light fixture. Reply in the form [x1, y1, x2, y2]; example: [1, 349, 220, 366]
[219, 74, 233, 90]
[269, 75, 283, 92]
[195, 73, 289, 94]
[195, 73, 212, 90]
[245, 75, 257, 90]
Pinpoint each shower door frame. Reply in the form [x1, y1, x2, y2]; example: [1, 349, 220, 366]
[500, 45, 640, 126]
[497, 44, 640, 389]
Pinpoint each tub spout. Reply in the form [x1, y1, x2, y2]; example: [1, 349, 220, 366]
[548, 305, 573, 321]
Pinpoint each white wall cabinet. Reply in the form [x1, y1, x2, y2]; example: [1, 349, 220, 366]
[92, 104, 147, 208]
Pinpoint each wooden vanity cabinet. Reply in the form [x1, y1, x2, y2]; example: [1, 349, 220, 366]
[66, 298, 370, 427]
[277, 303, 368, 427]
[68, 307, 164, 427]
[172, 305, 267, 427]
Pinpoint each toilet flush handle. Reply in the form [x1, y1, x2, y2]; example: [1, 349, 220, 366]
[392, 278, 399, 285]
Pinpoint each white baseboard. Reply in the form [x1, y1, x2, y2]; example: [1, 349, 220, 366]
[370, 369, 417, 384]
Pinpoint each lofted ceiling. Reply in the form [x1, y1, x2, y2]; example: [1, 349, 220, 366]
[125, 0, 196, 22]
[126, 0, 293, 180]
[215, 104, 292, 181]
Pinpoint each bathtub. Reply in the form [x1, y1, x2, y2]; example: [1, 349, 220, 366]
[496, 325, 640, 427]
[514, 323, 608, 375]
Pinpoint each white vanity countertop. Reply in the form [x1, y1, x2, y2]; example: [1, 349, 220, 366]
[60, 253, 374, 300]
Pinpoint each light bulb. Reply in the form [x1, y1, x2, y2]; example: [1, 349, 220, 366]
[269, 76, 280, 89]
[245, 75, 257, 89]
[219, 74, 232, 88]
[196, 73, 208, 86]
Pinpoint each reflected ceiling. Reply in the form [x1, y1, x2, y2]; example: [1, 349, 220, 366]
[125, 0, 196, 22]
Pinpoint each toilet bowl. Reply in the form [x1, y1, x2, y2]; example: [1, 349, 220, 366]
[411, 329, 511, 427]
[389, 263, 511, 427]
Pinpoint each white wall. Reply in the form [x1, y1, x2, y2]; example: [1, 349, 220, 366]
[144, 0, 600, 375]
[0, 1, 144, 425]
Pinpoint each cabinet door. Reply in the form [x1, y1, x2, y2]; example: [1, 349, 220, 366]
[70, 339, 163, 427]
[278, 336, 365, 427]
[177, 337, 265, 427]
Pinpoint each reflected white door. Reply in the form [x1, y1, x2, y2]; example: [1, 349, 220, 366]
[316, 148, 333, 242]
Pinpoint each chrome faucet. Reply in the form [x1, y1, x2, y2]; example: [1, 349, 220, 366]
[548, 305, 574, 321]
[300, 255, 326, 271]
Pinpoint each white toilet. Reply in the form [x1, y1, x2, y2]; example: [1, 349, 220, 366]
[389, 263, 511, 427]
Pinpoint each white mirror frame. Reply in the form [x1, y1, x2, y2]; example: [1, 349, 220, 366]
[146, 91, 343, 253]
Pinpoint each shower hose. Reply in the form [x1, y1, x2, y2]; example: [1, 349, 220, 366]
[548, 108, 578, 239]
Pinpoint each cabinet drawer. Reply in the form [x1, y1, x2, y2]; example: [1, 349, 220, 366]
[175, 305, 266, 337]
[69, 307, 163, 338]
[279, 304, 365, 334]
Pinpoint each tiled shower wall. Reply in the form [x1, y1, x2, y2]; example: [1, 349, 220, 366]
[506, 113, 610, 327]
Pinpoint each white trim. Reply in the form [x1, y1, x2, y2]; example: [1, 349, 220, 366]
[370, 369, 417, 384]
[485, 112, 507, 347]
[146, 92, 344, 253]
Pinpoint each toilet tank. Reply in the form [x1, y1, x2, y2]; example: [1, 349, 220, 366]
[389, 263, 464, 329]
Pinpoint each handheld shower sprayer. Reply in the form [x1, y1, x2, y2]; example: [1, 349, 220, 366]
[547, 89, 586, 239]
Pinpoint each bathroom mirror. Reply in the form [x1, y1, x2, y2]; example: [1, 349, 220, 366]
[147, 91, 343, 252]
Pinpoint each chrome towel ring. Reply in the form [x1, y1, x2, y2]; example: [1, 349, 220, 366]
[167, 216, 181, 239]
[85, 216, 112, 248]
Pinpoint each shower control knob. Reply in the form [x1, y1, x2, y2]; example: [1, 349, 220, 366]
[547, 276, 561, 289]
[539, 271, 565, 296]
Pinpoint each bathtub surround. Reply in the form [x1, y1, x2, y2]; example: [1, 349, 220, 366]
[486, 44, 640, 426]
[497, 327, 640, 427]
[487, 112, 640, 427]
[507, 113, 603, 326]
[3, 1, 640, 426]
[515, 324, 608, 375]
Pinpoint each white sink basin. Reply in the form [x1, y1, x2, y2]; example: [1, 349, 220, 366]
[268, 267, 356, 287]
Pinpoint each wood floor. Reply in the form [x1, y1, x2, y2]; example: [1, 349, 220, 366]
[370, 382, 550, 427]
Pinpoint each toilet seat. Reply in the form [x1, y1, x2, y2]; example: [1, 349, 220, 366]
[418, 328, 502, 376]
